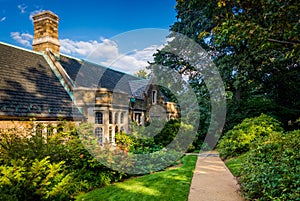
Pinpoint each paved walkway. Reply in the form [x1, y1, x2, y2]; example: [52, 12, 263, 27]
[188, 151, 244, 201]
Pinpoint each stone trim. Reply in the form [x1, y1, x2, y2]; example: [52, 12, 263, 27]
[32, 36, 60, 46]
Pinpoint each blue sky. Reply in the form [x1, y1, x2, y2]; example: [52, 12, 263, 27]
[0, 0, 177, 74]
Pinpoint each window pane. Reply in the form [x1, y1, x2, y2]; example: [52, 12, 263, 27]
[47, 125, 54, 137]
[36, 124, 43, 137]
[109, 126, 113, 143]
[109, 111, 113, 124]
[95, 127, 103, 145]
[114, 112, 118, 124]
[95, 112, 103, 124]
[120, 112, 124, 124]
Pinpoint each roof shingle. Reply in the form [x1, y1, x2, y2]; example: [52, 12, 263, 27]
[0, 42, 81, 120]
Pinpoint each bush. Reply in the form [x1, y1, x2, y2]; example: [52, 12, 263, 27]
[217, 114, 283, 159]
[0, 157, 74, 201]
[239, 130, 300, 200]
[0, 121, 126, 199]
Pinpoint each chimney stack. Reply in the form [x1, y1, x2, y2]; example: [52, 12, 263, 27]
[32, 11, 60, 55]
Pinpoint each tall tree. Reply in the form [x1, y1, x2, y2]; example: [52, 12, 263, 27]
[152, 0, 300, 148]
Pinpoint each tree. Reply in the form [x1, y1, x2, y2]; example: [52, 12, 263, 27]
[134, 69, 148, 79]
[152, 0, 300, 146]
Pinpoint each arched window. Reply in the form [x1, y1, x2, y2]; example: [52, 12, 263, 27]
[115, 125, 119, 133]
[109, 111, 113, 124]
[120, 112, 124, 124]
[95, 112, 103, 124]
[109, 126, 113, 143]
[95, 127, 103, 145]
[114, 112, 118, 124]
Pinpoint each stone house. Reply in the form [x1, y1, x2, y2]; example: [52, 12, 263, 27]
[0, 11, 178, 144]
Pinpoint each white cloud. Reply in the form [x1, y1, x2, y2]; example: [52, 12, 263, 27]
[29, 9, 44, 22]
[10, 32, 33, 47]
[10, 32, 164, 75]
[0, 16, 6, 22]
[102, 44, 163, 74]
[60, 38, 162, 74]
[18, 4, 27, 13]
[60, 38, 119, 59]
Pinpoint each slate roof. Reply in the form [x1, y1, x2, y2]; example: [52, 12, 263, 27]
[59, 55, 145, 95]
[128, 79, 149, 99]
[0, 42, 82, 120]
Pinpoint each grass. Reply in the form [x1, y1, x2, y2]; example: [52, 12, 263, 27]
[76, 155, 197, 201]
[225, 153, 247, 177]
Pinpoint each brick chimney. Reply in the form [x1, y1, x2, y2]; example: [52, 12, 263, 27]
[32, 11, 60, 55]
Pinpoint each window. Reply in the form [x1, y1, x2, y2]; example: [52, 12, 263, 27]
[109, 111, 113, 124]
[36, 124, 43, 137]
[47, 125, 54, 138]
[115, 125, 119, 133]
[95, 127, 103, 145]
[114, 112, 118, 124]
[57, 124, 63, 133]
[135, 113, 141, 125]
[95, 112, 103, 124]
[120, 112, 124, 124]
[109, 126, 113, 143]
[152, 90, 157, 104]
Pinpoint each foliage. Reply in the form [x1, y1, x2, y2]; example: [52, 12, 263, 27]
[239, 130, 300, 200]
[115, 131, 135, 151]
[217, 114, 283, 159]
[153, 119, 181, 147]
[224, 153, 247, 177]
[152, 0, 300, 149]
[127, 119, 194, 154]
[0, 157, 73, 201]
[0, 121, 126, 199]
[75, 155, 197, 201]
[133, 69, 148, 79]
[225, 97, 298, 132]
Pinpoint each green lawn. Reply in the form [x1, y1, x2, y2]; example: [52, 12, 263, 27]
[225, 153, 247, 177]
[76, 155, 197, 201]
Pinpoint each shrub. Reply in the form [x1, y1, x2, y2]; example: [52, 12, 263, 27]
[0, 121, 127, 198]
[217, 114, 283, 159]
[115, 131, 135, 151]
[153, 119, 181, 147]
[239, 130, 300, 200]
[0, 157, 74, 201]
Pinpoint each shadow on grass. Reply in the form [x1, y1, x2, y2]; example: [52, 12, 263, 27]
[76, 155, 197, 201]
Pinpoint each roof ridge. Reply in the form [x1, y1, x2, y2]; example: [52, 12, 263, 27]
[0, 41, 43, 56]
